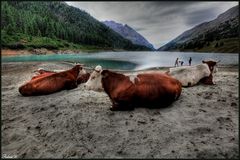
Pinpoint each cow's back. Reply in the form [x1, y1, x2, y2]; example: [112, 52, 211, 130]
[19, 72, 76, 96]
[31, 72, 56, 80]
[133, 73, 182, 107]
[168, 64, 210, 86]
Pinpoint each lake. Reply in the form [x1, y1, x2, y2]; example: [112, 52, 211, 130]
[2, 51, 238, 70]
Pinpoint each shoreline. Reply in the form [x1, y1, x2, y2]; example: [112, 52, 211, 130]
[2, 49, 239, 57]
[1, 62, 239, 158]
[1, 48, 128, 56]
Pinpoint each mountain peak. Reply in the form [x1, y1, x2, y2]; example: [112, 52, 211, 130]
[102, 20, 155, 50]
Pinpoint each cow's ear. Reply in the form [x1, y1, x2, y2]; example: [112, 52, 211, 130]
[202, 60, 206, 63]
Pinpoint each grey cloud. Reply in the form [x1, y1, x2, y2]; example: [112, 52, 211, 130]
[66, 1, 238, 48]
[184, 8, 218, 27]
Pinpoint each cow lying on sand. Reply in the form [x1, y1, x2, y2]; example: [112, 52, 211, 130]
[33, 68, 90, 85]
[31, 68, 57, 80]
[19, 65, 85, 96]
[84, 65, 182, 111]
[166, 60, 219, 87]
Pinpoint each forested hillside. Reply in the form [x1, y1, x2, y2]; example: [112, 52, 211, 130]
[1, 1, 151, 51]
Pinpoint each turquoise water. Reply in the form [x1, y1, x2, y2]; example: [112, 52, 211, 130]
[2, 51, 238, 70]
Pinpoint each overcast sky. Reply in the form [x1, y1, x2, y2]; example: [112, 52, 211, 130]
[66, 1, 238, 49]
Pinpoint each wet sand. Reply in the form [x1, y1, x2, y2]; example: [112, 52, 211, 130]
[1, 62, 239, 158]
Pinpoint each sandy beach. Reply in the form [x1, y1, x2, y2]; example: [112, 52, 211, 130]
[1, 62, 239, 158]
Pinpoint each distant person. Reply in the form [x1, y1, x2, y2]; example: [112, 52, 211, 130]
[175, 58, 179, 67]
[180, 61, 184, 66]
[189, 57, 192, 66]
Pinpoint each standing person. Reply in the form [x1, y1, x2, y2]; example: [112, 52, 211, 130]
[189, 57, 192, 66]
[174, 58, 179, 67]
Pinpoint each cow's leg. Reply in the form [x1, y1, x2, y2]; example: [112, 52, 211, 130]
[200, 75, 215, 85]
[110, 101, 134, 111]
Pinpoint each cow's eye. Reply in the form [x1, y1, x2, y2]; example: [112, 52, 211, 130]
[92, 76, 95, 80]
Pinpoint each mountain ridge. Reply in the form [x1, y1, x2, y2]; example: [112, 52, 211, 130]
[158, 5, 239, 53]
[102, 20, 155, 50]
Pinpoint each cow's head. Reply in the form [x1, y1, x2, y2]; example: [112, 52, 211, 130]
[84, 65, 104, 91]
[202, 60, 220, 74]
[72, 64, 86, 78]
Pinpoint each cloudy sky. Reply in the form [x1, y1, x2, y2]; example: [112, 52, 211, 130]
[66, 1, 238, 49]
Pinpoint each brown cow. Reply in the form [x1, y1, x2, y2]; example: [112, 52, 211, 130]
[33, 68, 90, 84]
[19, 65, 84, 96]
[85, 66, 182, 111]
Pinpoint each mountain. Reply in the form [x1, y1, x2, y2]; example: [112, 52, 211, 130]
[103, 20, 155, 50]
[1, 1, 151, 51]
[158, 5, 239, 53]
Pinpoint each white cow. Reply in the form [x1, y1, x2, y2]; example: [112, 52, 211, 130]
[84, 65, 104, 91]
[166, 60, 219, 87]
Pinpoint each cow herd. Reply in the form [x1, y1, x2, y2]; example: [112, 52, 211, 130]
[18, 60, 219, 111]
